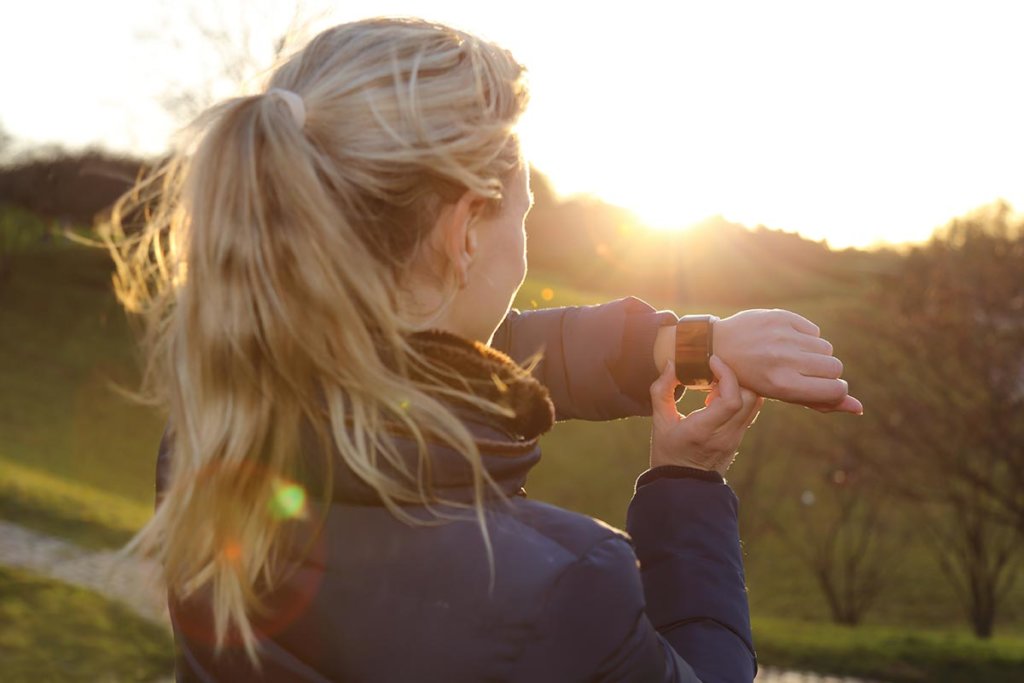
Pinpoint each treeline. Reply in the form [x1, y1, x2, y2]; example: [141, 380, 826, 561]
[0, 149, 150, 227]
[731, 202, 1024, 637]
[0, 149, 897, 306]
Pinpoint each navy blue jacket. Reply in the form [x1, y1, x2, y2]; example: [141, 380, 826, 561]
[158, 297, 757, 682]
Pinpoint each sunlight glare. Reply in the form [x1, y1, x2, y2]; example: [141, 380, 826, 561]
[3, 0, 1022, 249]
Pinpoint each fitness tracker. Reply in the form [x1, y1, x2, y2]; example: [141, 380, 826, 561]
[675, 314, 718, 389]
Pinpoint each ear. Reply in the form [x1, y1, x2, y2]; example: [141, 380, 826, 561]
[433, 189, 487, 286]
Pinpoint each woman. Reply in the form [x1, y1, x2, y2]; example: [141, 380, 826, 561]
[114, 17, 856, 682]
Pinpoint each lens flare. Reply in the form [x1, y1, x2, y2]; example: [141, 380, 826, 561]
[223, 540, 242, 563]
[269, 479, 307, 520]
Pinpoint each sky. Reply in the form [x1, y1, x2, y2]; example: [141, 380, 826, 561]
[2, 0, 1023, 249]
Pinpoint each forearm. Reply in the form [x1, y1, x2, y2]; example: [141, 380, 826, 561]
[626, 472, 757, 681]
[492, 297, 677, 421]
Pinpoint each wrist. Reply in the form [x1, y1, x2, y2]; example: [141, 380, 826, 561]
[653, 323, 676, 374]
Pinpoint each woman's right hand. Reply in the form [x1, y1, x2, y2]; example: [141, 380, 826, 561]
[649, 356, 764, 475]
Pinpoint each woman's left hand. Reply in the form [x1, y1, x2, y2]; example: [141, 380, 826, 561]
[714, 309, 863, 415]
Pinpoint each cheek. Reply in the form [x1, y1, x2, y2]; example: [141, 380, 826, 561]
[513, 227, 527, 279]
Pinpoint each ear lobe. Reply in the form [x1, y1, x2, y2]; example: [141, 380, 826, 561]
[454, 225, 478, 289]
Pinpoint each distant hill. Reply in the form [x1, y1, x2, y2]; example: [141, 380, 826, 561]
[0, 150, 149, 227]
[524, 174, 900, 307]
[0, 150, 900, 307]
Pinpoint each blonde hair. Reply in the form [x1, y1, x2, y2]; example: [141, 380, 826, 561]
[107, 17, 529, 665]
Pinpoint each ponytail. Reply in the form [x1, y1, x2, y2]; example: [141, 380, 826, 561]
[108, 18, 529, 666]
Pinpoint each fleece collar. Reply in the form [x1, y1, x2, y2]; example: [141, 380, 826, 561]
[319, 329, 555, 507]
[405, 328, 555, 444]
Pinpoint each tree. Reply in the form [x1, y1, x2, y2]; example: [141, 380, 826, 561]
[756, 414, 904, 626]
[141, 1, 318, 126]
[916, 483, 1021, 638]
[845, 201, 1024, 636]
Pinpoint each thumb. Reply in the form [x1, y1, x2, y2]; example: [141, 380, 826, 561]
[695, 356, 744, 427]
[709, 355, 740, 405]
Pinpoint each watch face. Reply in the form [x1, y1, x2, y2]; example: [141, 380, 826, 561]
[676, 324, 708, 358]
[675, 319, 713, 386]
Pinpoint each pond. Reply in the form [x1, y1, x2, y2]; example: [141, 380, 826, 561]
[756, 666, 878, 682]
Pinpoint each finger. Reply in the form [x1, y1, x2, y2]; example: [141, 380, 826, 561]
[780, 375, 850, 407]
[724, 387, 762, 431]
[710, 355, 739, 400]
[742, 396, 766, 429]
[705, 385, 720, 407]
[796, 335, 834, 356]
[782, 311, 821, 337]
[649, 360, 683, 424]
[806, 394, 864, 415]
[798, 352, 844, 379]
[692, 356, 745, 428]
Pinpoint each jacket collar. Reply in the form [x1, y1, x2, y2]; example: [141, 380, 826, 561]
[320, 329, 555, 506]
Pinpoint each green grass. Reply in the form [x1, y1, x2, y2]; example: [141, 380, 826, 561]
[0, 240, 162, 549]
[754, 617, 1024, 683]
[531, 416, 652, 526]
[513, 270, 613, 308]
[0, 458, 149, 550]
[0, 565, 173, 682]
[0, 242, 165, 506]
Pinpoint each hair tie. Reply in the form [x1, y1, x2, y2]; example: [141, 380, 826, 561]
[267, 88, 306, 128]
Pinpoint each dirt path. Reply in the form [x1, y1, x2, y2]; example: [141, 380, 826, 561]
[0, 519, 876, 682]
[0, 519, 168, 626]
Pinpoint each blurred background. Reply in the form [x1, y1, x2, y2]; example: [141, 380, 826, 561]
[1, 1, 1022, 681]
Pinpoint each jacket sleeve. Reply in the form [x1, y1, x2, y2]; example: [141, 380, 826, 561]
[626, 469, 758, 683]
[490, 296, 678, 421]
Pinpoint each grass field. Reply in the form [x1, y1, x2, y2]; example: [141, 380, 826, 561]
[0, 458, 146, 550]
[0, 241, 164, 505]
[753, 617, 1024, 683]
[0, 566, 173, 682]
[2, 234, 1023, 680]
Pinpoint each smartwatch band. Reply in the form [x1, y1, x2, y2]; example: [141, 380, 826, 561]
[675, 314, 718, 389]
